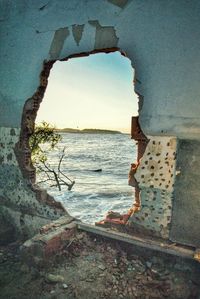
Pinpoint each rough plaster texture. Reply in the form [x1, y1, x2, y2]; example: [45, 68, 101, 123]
[135, 136, 177, 192]
[0, 127, 67, 238]
[1, 1, 200, 138]
[129, 136, 177, 239]
[130, 188, 173, 239]
[0, 1, 200, 245]
[170, 139, 200, 247]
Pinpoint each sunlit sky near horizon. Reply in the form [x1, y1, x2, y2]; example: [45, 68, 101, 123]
[36, 52, 138, 133]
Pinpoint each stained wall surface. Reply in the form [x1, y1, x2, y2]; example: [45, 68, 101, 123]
[129, 136, 177, 239]
[1, 0, 200, 245]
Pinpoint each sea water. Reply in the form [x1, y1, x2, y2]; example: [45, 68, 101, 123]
[38, 133, 137, 223]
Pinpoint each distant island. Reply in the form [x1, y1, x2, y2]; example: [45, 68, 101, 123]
[55, 128, 122, 134]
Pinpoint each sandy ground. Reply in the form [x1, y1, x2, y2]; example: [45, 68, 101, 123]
[0, 231, 200, 299]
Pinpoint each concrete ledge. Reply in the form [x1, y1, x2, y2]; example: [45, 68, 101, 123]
[20, 217, 197, 271]
[77, 222, 195, 261]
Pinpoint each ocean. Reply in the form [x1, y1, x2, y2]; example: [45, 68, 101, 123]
[37, 132, 137, 223]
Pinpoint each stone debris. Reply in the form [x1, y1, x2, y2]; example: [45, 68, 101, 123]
[98, 264, 106, 271]
[96, 210, 132, 226]
[62, 283, 68, 289]
[50, 290, 55, 294]
[45, 273, 65, 283]
[0, 233, 200, 299]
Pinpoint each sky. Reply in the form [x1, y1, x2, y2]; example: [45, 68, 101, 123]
[36, 52, 138, 133]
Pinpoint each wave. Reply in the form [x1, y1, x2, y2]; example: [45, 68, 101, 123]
[37, 133, 137, 223]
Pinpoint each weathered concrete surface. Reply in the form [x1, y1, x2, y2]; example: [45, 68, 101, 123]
[1, 0, 200, 246]
[129, 188, 173, 239]
[1, 1, 200, 137]
[78, 222, 195, 261]
[170, 139, 200, 247]
[0, 127, 67, 238]
[129, 136, 177, 239]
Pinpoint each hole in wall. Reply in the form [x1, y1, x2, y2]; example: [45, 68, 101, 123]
[35, 51, 138, 224]
[17, 48, 146, 229]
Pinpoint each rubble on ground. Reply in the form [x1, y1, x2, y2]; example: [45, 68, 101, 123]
[0, 230, 200, 299]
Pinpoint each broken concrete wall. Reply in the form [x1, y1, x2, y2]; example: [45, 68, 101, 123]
[129, 136, 177, 239]
[0, 126, 67, 240]
[1, 0, 200, 246]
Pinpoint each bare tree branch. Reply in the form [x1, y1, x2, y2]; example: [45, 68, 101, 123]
[30, 122, 75, 191]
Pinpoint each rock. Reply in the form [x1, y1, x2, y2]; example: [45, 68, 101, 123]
[46, 274, 64, 283]
[62, 283, 68, 289]
[98, 264, 106, 271]
[92, 169, 102, 172]
[86, 278, 94, 282]
[76, 233, 84, 240]
[106, 211, 123, 219]
[50, 290, 55, 294]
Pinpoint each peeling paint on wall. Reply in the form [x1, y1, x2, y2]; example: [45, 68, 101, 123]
[72, 24, 85, 46]
[49, 27, 70, 60]
[89, 20, 119, 49]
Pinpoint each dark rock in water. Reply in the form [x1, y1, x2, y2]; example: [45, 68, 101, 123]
[93, 169, 102, 172]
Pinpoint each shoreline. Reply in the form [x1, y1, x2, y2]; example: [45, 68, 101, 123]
[55, 128, 123, 134]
